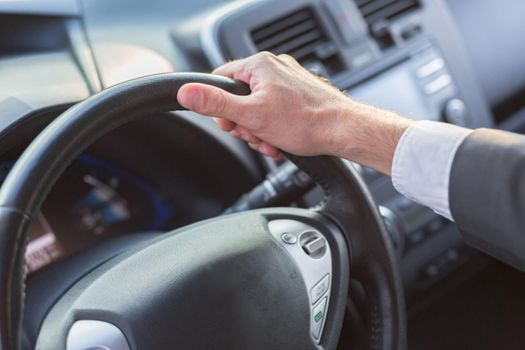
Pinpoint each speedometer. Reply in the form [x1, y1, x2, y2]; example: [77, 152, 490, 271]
[0, 154, 175, 276]
[25, 214, 64, 274]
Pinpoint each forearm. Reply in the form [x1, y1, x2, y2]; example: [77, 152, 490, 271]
[328, 102, 415, 175]
[326, 103, 471, 222]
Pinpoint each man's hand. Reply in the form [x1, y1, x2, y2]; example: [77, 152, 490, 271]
[177, 52, 414, 175]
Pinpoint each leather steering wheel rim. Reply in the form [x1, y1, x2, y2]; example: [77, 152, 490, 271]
[0, 73, 406, 350]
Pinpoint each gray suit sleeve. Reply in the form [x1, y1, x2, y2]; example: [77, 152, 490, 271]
[450, 128, 525, 271]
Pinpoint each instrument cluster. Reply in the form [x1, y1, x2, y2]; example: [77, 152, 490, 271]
[2, 153, 175, 275]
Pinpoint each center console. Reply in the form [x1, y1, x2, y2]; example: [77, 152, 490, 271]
[173, 0, 494, 302]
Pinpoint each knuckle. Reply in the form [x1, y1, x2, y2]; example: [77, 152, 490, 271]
[258, 51, 274, 58]
[278, 53, 295, 63]
[254, 51, 274, 63]
[237, 63, 249, 77]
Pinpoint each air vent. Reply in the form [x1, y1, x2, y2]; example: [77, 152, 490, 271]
[356, 0, 420, 25]
[251, 7, 344, 76]
[356, 0, 421, 48]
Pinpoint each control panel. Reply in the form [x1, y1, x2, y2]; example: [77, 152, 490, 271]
[349, 43, 471, 127]
[268, 219, 332, 343]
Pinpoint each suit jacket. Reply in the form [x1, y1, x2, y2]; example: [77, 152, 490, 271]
[450, 128, 525, 271]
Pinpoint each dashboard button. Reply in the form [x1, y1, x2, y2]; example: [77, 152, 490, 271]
[397, 196, 413, 211]
[417, 57, 445, 78]
[447, 248, 459, 262]
[427, 218, 445, 234]
[312, 297, 328, 340]
[310, 274, 330, 305]
[443, 98, 468, 126]
[408, 230, 426, 246]
[425, 264, 440, 277]
[281, 232, 297, 245]
[424, 74, 452, 95]
[302, 236, 326, 256]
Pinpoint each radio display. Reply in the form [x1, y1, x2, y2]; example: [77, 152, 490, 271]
[349, 60, 438, 121]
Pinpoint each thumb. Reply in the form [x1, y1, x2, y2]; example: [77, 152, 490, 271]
[177, 83, 245, 120]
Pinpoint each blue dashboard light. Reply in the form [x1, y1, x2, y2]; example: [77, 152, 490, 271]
[77, 154, 174, 230]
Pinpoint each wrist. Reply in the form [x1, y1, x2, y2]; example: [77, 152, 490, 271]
[328, 101, 415, 175]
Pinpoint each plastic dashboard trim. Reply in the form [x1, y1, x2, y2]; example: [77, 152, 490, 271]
[200, 0, 260, 68]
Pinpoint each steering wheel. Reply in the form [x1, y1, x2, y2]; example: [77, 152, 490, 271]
[0, 73, 405, 350]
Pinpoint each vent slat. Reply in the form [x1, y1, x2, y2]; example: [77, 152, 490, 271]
[287, 41, 324, 60]
[251, 9, 312, 43]
[251, 7, 330, 65]
[355, 0, 373, 6]
[357, 0, 420, 25]
[254, 19, 318, 52]
[366, 0, 418, 24]
[359, 0, 400, 17]
[269, 30, 322, 55]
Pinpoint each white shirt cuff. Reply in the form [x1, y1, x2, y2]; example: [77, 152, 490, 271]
[391, 120, 473, 221]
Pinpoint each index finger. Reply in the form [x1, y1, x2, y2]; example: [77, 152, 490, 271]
[212, 58, 251, 82]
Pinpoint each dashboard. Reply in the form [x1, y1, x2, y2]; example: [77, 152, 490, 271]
[1, 0, 525, 346]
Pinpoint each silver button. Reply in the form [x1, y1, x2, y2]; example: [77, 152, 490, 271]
[424, 74, 452, 95]
[312, 297, 328, 340]
[417, 58, 445, 78]
[310, 274, 330, 305]
[303, 236, 326, 255]
[443, 98, 468, 125]
[281, 232, 297, 245]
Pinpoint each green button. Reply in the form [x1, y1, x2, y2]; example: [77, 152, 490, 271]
[314, 310, 323, 323]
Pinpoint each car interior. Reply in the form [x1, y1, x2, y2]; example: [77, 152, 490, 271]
[1, 0, 525, 349]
